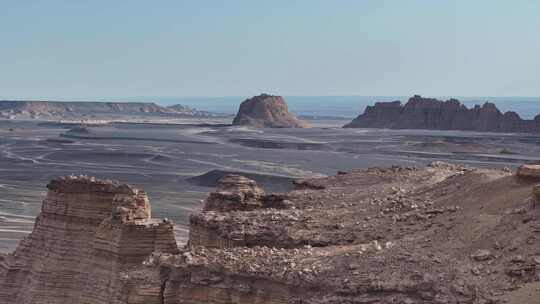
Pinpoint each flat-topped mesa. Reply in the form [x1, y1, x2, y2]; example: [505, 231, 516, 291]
[344, 95, 540, 133]
[0, 176, 178, 304]
[45, 175, 151, 222]
[232, 94, 310, 128]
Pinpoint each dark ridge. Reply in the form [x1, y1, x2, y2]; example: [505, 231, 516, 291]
[111, 122, 231, 128]
[228, 138, 330, 151]
[186, 169, 296, 193]
[0, 100, 219, 119]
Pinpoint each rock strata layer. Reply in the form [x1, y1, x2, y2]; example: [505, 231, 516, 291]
[344, 95, 540, 133]
[2, 164, 540, 303]
[0, 175, 178, 304]
[232, 94, 309, 128]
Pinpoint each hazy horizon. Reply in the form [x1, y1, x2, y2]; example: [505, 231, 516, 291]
[4, 94, 540, 119]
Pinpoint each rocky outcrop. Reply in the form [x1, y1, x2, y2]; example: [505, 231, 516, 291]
[344, 95, 540, 133]
[232, 94, 309, 128]
[121, 164, 540, 304]
[0, 175, 178, 304]
[3, 164, 540, 303]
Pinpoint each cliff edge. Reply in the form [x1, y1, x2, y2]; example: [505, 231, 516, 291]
[121, 164, 540, 303]
[2, 164, 540, 303]
[232, 94, 309, 128]
[0, 175, 178, 304]
[344, 95, 540, 133]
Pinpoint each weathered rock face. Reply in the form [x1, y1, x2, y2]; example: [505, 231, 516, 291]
[121, 164, 540, 304]
[344, 95, 540, 133]
[232, 94, 309, 128]
[3, 164, 540, 303]
[0, 175, 178, 304]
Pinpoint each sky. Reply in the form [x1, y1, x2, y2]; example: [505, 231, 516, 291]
[1, 0, 540, 99]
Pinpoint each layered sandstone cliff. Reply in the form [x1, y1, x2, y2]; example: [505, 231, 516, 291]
[344, 95, 540, 133]
[0, 176, 178, 304]
[2, 164, 540, 303]
[232, 94, 309, 128]
[121, 165, 540, 303]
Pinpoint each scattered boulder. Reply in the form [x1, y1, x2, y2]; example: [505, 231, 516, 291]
[471, 249, 493, 261]
[232, 94, 309, 128]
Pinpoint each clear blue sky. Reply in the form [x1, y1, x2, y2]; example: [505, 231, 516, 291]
[1, 0, 539, 99]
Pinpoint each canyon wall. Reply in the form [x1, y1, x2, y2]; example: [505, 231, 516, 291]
[344, 95, 540, 133]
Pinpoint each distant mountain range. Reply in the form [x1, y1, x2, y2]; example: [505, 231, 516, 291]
[0, 100, 221, 120]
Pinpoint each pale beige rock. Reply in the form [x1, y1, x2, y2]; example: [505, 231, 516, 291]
[0, 176, 178, 304]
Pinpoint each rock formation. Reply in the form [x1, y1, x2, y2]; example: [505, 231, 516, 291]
[118, 164, 540, 303]
[344, 95, 540, 133]
[201, 174, 265, 212]
[3, 164, 540, 303]
[232, 94, 309, 128]
[0, 175, 178, 304]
